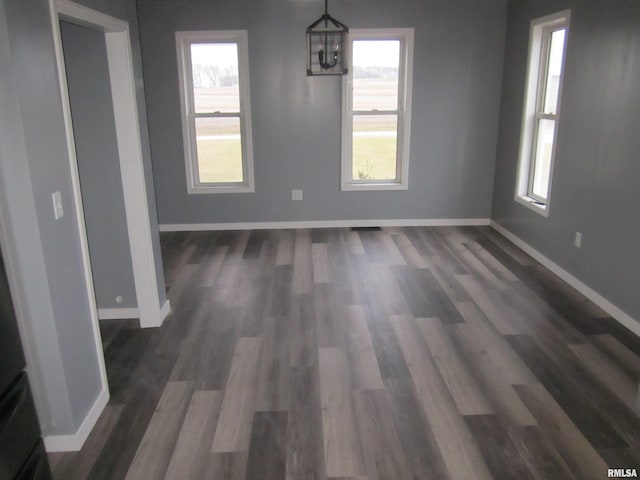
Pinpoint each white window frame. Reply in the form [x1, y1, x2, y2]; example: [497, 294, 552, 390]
[515, 11, 570, 216]
[176, 30, 255, 194]
[341, 28, 414, 191]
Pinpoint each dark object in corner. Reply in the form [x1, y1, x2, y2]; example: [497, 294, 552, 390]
[0, 246, 52, 480]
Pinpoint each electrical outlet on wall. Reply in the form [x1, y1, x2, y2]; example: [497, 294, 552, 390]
[575, 232, 582, 248]
[292, 189, 303, 201]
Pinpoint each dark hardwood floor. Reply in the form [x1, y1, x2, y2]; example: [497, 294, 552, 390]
[48, 226, 640, 479]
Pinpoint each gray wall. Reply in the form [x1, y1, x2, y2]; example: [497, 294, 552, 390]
[0, 0, 167, 438]
[138, 0, 507, 225]
[492, 0, 640, 322]
[60, 21, 137, 310]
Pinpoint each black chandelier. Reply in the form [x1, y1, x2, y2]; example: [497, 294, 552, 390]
[306, 0, 348, 76]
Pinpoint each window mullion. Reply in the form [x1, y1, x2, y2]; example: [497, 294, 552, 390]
[535, 112, 556, 121]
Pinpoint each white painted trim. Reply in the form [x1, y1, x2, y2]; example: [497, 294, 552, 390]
[341, 182, 409, 192]
[176, 30, 255, 194]
[514, 10, 571, 217]
[44, 387, 109, 452]
[491, 221, 640, 338]
[104, 31, 163, 328]
[97, 300, 169, 321]
[515, 195, 549, 217]
[159, 218, 490, 232]
[56, 0, 125, 31]
[97, 307, 139, 320]
[341, 28, 414, 191]
[49, 0, 110, 419]
[160, 299, 172, 322]
[54, 0, 165, 329]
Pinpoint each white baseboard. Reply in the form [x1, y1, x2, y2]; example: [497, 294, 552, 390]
[491, 221, 640, 338]
[98, 300, 170, 324]
[97, 307, 139, 320]
[44, 387, 109, 452]
[160, 298, 171, 322]
[159, 218, 491, 232]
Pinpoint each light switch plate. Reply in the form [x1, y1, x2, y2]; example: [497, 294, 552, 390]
[52, 191, 64, 220]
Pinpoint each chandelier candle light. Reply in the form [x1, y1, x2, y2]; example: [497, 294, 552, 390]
[306, 0, 348, 75]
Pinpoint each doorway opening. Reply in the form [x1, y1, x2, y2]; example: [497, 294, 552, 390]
[47, 0, 171, 449]
[50, 0, 168, 332]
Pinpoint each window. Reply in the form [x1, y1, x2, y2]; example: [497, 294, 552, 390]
[176, 31, 254, 193]
[515, 11, 570, 214]
[341, 29, 414, 191]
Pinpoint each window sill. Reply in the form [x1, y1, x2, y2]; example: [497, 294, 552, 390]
[341, 181, 408, 192]
[187, 184, 255, 195]
[515, 195, 549, 217]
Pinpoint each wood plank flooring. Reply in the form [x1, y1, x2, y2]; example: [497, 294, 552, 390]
[48, 226, 640, 479]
